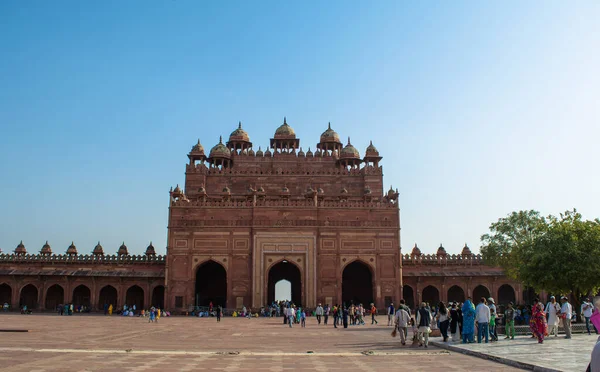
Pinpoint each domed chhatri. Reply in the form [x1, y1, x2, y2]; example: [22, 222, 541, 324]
[363, 140, 382, 167]
[66, 242, 77, 255]
[339, 137, 362, 168]
[271, 117, 300, 152]
[93, 241, 104, 256]
[145, 242, 156, 256]
[188, 139, 207, 166]
[255, 146, 264, 157]
[40, 240, 52, 255]
[208, 136, 232, 168]
[118, 242, 128, 256]
[227, 122, 253, 153]
[411, 243, 421, 256]
[461, 243, 473, 256]
[274, 117, 296, 138]
[15, 240, 26, 255]
[317, 122, 343, 154]
[437, 244, 447, 256]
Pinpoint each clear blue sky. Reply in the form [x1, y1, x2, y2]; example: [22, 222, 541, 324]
[1, 1, 598, 256]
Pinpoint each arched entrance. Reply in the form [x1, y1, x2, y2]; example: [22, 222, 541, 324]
[98, 285, 118, 308]
[473, 285, 490, 302]
[0, 283, 12, 307]
[342, 261, 373, 307]
[151, 285, 165, 308]
[45, 284, 64, 310]
[497, 284, 516, 305]
[72, 285, 91, 308]
[403, 285, 415, 310]
[20, 284, 38, 309]
[447, 285, 465, 303]
[422, 285, 439, 306]
[268, 261, 301, 305]
[195, 260, 227, 307]
[274, 279, 291, 302]
[125, 285, 144, 309]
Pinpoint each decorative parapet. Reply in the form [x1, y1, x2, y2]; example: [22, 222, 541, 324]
[402, 253, 484, 266]
[170, 218, 397, 228]
[171, 198, 397, 209]
[0, 253, 166, 264]
[185, 162, 383, 176]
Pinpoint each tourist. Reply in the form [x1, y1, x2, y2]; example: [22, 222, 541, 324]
[450, 303, 460, 342]
[461, 298, 476, 343]
[2, 302, 8, 312]
[410, 318, 419, 346]
[475, 297, 490, 344]
[349, 304, 355, 325]
[315, 303, 323, 325]
[387, 302, 395, 326]
[530, 298, 547, 344]
[288, 306, 295, 328]
[370, 303, 378, 325]
[217, 305, 222, 322]
[108, 304, 113, 315]
[333, 305, 338, 328]
[582, 298, 597, 335]
[149, 307, 155, 323]
[342, 306, 349, 328]
[504, 302, 515, 340]
[436, 302, 450, 342]
[488, 298, 498, 341]
[301, 309, 306, 327]
[394, 304, 410, 346]
[560, 296, 573, 339]
[416, 302, 432, 348]
[324, 304, 330, 325]
[545, 296, 561, 337]
[399, 299, 411, 339]
[296, 307, 301, 324]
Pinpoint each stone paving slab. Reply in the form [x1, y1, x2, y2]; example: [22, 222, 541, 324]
[430, 334, 599, 371]
[0, 314, 523, 371]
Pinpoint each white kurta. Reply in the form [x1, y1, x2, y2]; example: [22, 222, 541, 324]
[545, 301, 560, 326]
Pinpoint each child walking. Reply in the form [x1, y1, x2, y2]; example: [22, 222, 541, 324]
[301, 309, 307, 327]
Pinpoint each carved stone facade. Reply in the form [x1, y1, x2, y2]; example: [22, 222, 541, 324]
[166, 120, 402, 310]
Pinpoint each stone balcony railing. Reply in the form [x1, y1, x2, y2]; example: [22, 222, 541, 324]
[0, 253, 166, 264]
[171, 198, 397, 209]
[402, 253, 485, 265]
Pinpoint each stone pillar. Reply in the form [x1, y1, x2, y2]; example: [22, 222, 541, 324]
[516, 284, 523, 304]
[12, 282, 19, 310]
[39, 282, 46, 310]
[143, 282, 151, 309]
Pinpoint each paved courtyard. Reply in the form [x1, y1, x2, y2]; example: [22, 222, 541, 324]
[0, 314, 521, 371]
[431, 333, 599, 372]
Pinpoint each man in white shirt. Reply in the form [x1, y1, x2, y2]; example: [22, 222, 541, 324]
[545, 296, 561, 337]
[315, 304, 324, 325]
[582, 298, 597, 335]
[475, 297, 490, 343]
[560, 297, 572, 339]
[394, 306, 410, 346]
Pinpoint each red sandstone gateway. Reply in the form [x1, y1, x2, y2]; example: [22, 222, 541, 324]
[0, 119, 520, 313]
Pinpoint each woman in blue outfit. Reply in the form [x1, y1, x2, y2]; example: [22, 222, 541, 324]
[461, 299, 476, 343]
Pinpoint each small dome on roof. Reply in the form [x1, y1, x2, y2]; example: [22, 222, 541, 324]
[229, 122, 250, 142]
[209, 136, 231, 159]
[190, 139, 204, 154]
[118, 242, 128, 256]
[145, 242, 156, 256]
[274, 117, 296, 138]
[248, 148, 255, 156]
[340, 137, 360, 159]
[437, 244, 447, 256]
[40, 240, 52, 255]
[297, 147, 305, 157]
[15, 240, 26, 255]
[365, 140, 379, 156]
[173, 184, 182, 195]
[93, 242, 104, 255]
[66, 242, 77, 255]
[411, 244, 421, 256]
[264, 147, 272, 157]
[461, 243, 472, 256]
[320, 122, 341, 143]
[255, 146, 263, 157]
[306, 147, 313, 157]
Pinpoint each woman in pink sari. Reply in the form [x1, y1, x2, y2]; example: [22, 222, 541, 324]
[531, 298, 547, 343]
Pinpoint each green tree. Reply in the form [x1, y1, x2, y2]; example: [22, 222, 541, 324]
[482, 209, 600, 311]
[480, 210, 548, 282]
[524, 210, 600, 301]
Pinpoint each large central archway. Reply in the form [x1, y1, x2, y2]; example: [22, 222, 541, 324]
[268, 261, 301, 306]
[20, 284, 38, 309]
[195, 260, 227, 307]
[72, 285, 91, 308]
[342, 261, 373, 307]
[98, 285, 118, 308]
[125, 285, 144, 310]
